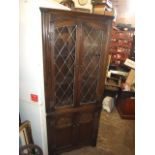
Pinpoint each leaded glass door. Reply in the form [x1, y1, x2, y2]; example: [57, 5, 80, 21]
[53, 22, 77, 108]
[79, 22, 106, 104]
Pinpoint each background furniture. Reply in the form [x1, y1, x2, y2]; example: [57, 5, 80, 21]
[41, 8, 113, 155]
[19, 121, 43, 155]
[19, 121, 34, 146]
[104, 25, 134, 96]
[116, 91, 135, 119]
[109, 26, 134, 68]
[19, 144, 43, 155]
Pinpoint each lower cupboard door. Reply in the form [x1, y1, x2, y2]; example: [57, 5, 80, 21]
[79, 121, 94, 144]
[46, 113, 75, 154]
[55, 126, 73, 148]
[77, 110, 100, 146]
[77, 112, 97, 145]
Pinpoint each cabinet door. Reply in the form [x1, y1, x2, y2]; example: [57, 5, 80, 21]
[78, 22, 110, 104]
[75, 109, 101, 146]
[47, 113, 75, 154]
[43, 15, 79, 111]
[54, 23, 77, 108]
[77, 112, 94, 143]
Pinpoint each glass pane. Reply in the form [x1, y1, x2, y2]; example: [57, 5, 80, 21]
[80, 24, 104, 104]
[54, 25, 77, 107]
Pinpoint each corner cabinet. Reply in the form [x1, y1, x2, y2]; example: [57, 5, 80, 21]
[41, 8, 113, 155]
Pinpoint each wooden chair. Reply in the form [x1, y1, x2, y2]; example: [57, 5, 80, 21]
[19, 121, 43, 155]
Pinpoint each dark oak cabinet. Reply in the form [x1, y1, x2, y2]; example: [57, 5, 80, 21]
[41, 8, 113, 155]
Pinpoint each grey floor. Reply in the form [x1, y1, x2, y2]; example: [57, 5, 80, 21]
[62, 146, 114, 155]
[97, 106, 135, 155]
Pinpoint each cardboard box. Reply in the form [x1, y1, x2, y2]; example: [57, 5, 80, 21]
[124, 58, 135, 69]
[125, 69, 135, 86]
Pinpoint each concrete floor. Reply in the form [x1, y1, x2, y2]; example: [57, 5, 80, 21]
[62, 146, 114, 155]
[97, 106, 135, 155]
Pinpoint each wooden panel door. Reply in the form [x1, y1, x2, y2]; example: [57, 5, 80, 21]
[73, 21, 112, 146]
[77, 111, 95, 144]
[46, 113, 76, 154]
[68, 105, 101, 146]
[45, 16, 81, 154]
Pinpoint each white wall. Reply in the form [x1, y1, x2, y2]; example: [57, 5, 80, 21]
[19, 1, 70, 155]
[19, 0, 48, 154]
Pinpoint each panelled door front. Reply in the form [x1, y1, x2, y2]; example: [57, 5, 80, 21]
[74, 20, 110, 145]
[46, 15, 81, 153]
